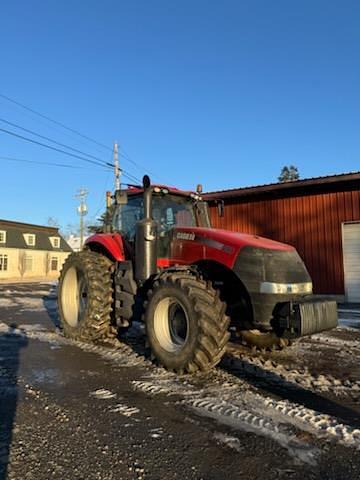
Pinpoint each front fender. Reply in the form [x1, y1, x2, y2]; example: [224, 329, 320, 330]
[85, 233, 125, 261]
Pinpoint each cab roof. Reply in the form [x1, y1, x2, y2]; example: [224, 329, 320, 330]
[124, 184, 199, 198]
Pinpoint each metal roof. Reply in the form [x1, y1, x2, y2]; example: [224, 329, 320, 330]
[0, 219, 72, 252]
[204, 171, 360, 201]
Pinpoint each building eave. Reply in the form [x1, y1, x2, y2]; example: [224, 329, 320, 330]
[204, 171, 360, 201]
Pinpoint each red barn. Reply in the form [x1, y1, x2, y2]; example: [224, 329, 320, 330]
[205, 172, 360, 302]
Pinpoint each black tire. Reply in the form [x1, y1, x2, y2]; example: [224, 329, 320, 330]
[145, 272, 230, 374]
[114, 262, 137, 329]
[58, 251, 115, 341]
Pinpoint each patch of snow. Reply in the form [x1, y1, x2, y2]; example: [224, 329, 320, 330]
[109, 404, 140, 417]
[90, 389, 117, 400]
[0, 298, 16, 308]
[0, 296, 45, 311]
[17, 323, 47, 332]
[309, 333, 360, 350]
[214, 432, 242, 452]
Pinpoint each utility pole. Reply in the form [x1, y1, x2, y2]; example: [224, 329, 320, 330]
[114, 141, 121, 191]
[114, 141, 122, 231]
[75, 188, 88, 250]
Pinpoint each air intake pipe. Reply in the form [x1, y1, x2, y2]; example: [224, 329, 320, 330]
[135, 175, 158, 282]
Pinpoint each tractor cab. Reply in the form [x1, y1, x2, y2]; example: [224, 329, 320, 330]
[111, 185, 210, 258]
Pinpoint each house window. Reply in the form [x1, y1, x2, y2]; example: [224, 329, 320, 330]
[50, 257, 58, 271]
[0, 231, 6, 244]
[24, 255, 33, 272]
[50, 237, 60, 248]
[24, 234, 36, 246]
[0, 254, 8, 271]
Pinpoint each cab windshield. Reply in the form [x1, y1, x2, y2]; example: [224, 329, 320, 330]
[112, 193, 210, 241]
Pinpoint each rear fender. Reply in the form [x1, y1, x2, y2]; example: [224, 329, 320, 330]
[85, 233, 125, 261]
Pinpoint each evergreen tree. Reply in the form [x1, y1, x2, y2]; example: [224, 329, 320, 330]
[278, 165, 300, 182]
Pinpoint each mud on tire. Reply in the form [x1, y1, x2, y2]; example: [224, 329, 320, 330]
[145, 272, 230, 374]
[58, 251, 115, 342]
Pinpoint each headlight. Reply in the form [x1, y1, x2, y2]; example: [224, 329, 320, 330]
[260, 282, 313, 294]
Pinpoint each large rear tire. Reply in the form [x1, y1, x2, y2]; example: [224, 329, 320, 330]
[58, 251, 115, 342]
[145, 272, 230, 374]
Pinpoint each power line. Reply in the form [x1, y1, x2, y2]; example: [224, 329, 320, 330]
[0, 127, 141, 181]
[121, 170, 141, 184]
[0, 127, 111, 170]
[118, 147, 163, 181]
[0, 92, 111, 152]
[0, 92, 164, 181]
[0, 156, 91, 170]
[0, 117, 112, 166]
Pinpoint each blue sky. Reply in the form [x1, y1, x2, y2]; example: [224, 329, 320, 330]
[1, 0, 359, 230]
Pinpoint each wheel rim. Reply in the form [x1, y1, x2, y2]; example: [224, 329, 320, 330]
[60, 266, 88, 327]
[153, 297, 189, 352]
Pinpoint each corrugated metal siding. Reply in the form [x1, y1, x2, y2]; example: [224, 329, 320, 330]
[209, 190, 360, 295]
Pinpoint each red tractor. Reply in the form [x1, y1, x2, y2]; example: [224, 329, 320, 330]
[58, 176, 337, 373]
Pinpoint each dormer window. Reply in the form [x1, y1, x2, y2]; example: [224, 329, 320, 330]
[24, 234, 36, 246]
[0, 230, 6, 244]
[50, 237, 60, 248]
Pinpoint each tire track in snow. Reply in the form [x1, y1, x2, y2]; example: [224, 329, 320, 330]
[224, 346, 360, 397]
[307, 333, 360, 351]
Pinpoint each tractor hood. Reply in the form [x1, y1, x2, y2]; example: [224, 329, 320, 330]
[187, 227, 294, 252]
[172, 227, 294, 268]
[172, 226, 310, 287]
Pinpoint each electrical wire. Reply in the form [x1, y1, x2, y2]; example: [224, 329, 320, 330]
[0, 126, 141, 181]
[0, 92, 111, 152]
[121, 170, 141, 184]
[0, 156, 104, 170]
[0, 117, 112, 165]
[0, 92, 165, 181]
[0, 127, 111, 170]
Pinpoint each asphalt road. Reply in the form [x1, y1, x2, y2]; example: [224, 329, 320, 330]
[0, 283, 359, 480]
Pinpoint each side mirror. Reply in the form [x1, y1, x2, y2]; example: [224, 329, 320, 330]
[216, 199, 224, 217]
[115, 190, 128, 205]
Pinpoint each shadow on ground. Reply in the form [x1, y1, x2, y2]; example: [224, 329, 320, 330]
[0, 325, 28, 480]
[42, 285, 60, 329]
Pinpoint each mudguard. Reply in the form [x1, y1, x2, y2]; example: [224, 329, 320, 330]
[85, 233, 125, 261]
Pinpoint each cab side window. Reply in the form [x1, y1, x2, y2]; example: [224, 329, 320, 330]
[113, 196, 143, 241]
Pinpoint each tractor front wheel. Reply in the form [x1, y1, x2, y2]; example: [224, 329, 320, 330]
[145, 272, 230, 373]
[58, 251, 115, 342]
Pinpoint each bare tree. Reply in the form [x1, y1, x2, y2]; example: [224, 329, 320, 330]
[44, 252, 51, 276]
[18, 252, 26, 278]
[46, 217, 60, 228]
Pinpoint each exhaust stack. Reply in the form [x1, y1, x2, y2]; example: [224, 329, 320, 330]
[135, 175, 158, 282]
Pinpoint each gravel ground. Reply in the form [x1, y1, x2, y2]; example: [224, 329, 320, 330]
[0, 283, 359, 480]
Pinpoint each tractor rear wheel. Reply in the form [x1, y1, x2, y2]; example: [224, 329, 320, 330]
[145, 272, 230, 373]
[58, 251, 115, 342]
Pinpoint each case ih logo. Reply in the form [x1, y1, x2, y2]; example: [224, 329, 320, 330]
[176, 232, 195, 241]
